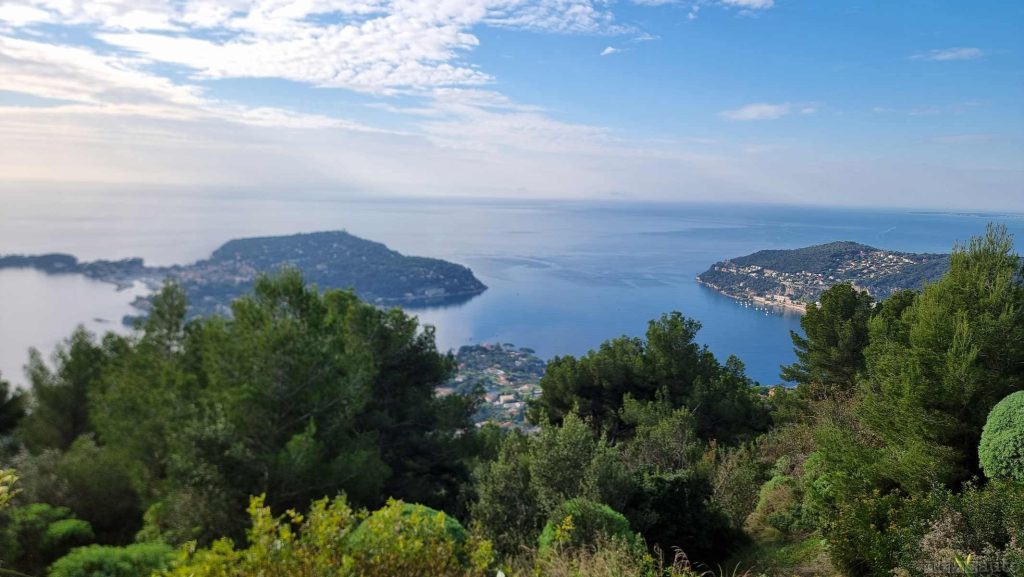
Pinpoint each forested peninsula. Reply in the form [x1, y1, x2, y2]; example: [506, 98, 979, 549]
[0, 231, 487, 320]
[697, 241, 949, 311]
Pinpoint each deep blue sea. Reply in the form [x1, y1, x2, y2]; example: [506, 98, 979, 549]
[2, 190, 1023, 387]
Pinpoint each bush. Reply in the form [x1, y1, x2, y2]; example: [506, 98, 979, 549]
[162, 495, 493, 577]
[744, 474, 801, 541]
[0, 503, 95, 576]
[625, 470, 741, 565]
[525, 535, 701, 577]
[347, 499, 485, 575]
[979, 391, 1024, 481]
[48, 543, 174, 577]
[538, 498, 635, 553]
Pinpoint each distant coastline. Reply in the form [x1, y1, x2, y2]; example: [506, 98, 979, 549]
[0, 231, 487, 324]
[697, 241, 950, 312]
[697, 278, 807, 314]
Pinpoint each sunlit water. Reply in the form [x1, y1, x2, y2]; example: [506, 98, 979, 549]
[2, 187, 1022, 387]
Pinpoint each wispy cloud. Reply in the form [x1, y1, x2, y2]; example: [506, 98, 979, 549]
[721, 102, 792, 121]
[600, 46, 620, 56]
[912, 47, 984, 61]
[720, 0, 774, 9]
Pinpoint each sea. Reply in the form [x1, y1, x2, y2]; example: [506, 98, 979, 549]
[2, 188, 1023, 388]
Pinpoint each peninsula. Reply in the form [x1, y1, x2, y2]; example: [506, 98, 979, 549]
[0, 231, 487, 321]
[697, 241, 949, 312]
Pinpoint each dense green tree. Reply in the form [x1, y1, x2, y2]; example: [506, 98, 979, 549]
[10, 435, 142, 544]
[471, 432, 543, 555]
[780, 283, 874, 395]
[858, 224, 1024, 490]
[91, 271, 477, 544]
[532, 312, 767, 444]
[0, 373, 25, 438]
[18, 327, 111, 452]
[623, 469, 740, 565]
[804, 226, 1024, 576]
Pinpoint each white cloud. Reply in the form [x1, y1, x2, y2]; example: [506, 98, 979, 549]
[0, 35, 379, 130]
[600, 46, 619, 56]
[632, 32, 659, 42]
[719, 0, 774, 9]
[0, 0, 631, 97]
[912, 47, 984, 61]
[721, 102, 791, 121]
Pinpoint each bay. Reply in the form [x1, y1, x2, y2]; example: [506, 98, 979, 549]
[2, 188, 1022, 387]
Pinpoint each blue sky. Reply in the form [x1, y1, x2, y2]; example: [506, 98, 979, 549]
[0, 0, 1021, 209]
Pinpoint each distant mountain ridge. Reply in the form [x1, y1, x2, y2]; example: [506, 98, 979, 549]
[0, 230, 487, 321]
[697, 241, 949, 311]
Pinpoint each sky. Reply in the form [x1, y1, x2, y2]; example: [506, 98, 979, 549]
[0, 0, 1021, 209]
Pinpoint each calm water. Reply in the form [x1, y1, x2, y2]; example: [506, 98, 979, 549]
[2, 188, 1023, 387]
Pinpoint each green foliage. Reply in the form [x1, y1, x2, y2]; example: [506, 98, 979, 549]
[43, 518, 94, 550]
[522, 535, 701, 577]
[0, 469, 17, 510]
[532, 312, 768, 444]
[470, 432, 543, 555]
[57, 437, 142, 543]
[11, 435, 142, 544]
[0, 503, 95, 576]
[471, 415, 633, 557]
[978, 391, 1024, 481]
[619, 394, 698, 474]
[9, 225, 1024, 577]
[346, 499, 490, 575]
[161, 495, 493, 577]
[744, 474, 801, 541]
[85, 271, 477, 543]
[624, 469, 740, 565]
[781, 283, 874, 394]
[797, 226, 1024, 576]
[709, 444, 765, 529]
[19, 327, 112, 452]
[537, 498, 635, 553]
[857, 224, 1024, 491]
[48, 543, 175, 577]
[0, 373, 26, 440]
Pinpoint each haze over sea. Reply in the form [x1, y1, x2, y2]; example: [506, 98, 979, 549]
[2, 189, 1022, 387]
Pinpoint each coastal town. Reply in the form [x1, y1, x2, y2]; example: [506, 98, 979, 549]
[439, 343, 546, 429]
[697, 241, 950, 311]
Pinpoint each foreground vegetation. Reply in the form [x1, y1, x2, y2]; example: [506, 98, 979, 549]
[0, 226, 1021, 576]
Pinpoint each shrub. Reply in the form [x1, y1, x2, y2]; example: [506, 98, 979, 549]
[347, 499, 490, 575]
[979, 391, 1024, 481]
[48, 543, 174, 577]
[626, 470, 741, 565]
[744, 474, 801, 541]
[0, 503, 95, 576]
[538, 498, 635, 553]
[162, 495, 493, 577]
[43, 518, 94, 551]
[0, 468, 16, 510]
[525, 535, 701, 577]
